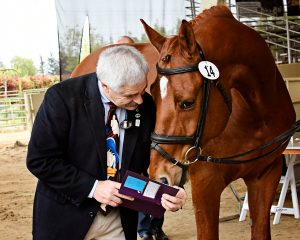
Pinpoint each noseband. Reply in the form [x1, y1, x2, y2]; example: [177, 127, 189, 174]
[150, 43, 300, 187]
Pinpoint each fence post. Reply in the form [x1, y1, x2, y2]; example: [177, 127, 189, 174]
[24, 93, 33, 130]
[23, 91, 46, 130]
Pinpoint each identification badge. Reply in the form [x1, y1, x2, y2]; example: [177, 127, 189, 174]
[135, 119, 140, 127]
[198, 61, 219, 80]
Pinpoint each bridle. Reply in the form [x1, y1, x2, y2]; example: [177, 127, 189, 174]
[151, 43, 218, 186]
[150, 43, 300, 186]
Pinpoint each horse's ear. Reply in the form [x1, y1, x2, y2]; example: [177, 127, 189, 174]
[140, 19, 166, 52]
[178, 20, 197, 58]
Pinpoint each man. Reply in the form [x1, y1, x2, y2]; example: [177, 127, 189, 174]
[27, 45, 187, 240]
[115, 36, 168, 240]
[138, 212, 168, 240]
[116, 35, 135, 44]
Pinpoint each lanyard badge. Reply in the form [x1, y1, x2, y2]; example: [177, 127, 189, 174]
[119, 108, 141, 129]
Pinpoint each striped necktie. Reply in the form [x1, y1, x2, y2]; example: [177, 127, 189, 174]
[105, 102, 120, 181]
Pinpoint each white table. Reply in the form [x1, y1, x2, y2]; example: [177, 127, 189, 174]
[239, 132, 300, 224]
[270, 132, 300, 224]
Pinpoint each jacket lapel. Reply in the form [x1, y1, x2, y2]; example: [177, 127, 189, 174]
[83, 74, 107, 177]
[120, 110, 139, 178]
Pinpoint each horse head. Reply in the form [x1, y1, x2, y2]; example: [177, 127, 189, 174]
[141, 19, 219, 186]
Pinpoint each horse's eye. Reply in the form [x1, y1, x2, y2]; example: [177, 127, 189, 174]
[161, 54, 171, 62]
[180, 101, 194, 110]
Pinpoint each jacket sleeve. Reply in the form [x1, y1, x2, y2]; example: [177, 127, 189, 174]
[26, 86, 95, 206]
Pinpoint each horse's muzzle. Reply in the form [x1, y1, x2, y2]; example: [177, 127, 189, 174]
[160, 177, 169, 185]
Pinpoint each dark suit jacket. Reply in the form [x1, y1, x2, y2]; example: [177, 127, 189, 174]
[26, 73, 156, 240]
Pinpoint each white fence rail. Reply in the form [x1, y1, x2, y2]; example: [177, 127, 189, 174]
[0, 89, 47, 129]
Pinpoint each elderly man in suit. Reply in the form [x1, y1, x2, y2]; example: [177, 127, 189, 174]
[27, 45, 186, 240]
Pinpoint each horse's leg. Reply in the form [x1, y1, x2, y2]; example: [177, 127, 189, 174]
[245, 156, 282, 240]
[190, 166, 226, 240]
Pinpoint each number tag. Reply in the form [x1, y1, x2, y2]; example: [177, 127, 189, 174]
[198, 61, 220, 80]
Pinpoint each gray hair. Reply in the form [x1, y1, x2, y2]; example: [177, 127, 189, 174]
[96, 45, 148, 92]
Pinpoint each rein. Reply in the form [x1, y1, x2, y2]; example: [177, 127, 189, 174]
[151, 42, 300, 186]
[196, 121, 300, 164]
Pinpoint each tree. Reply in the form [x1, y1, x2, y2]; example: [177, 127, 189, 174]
[10, 57, 37, 77]
[153, 22, 166, 36]
[90, 28, 107, 52]
[39, 56, 45, 75]
[59, 27, 83, 78]
[138, 33, 150, 43]
[46, 53, 60, 75]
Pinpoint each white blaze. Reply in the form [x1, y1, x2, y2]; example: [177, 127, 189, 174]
[160, 76, 168, 99]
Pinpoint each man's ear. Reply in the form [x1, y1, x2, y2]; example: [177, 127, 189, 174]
[101, 82, 110, 93]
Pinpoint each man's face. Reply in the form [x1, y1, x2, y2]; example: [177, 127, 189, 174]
[102, 78, 147, 110]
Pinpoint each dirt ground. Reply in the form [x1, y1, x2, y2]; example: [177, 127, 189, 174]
[0, 130, 299, 239]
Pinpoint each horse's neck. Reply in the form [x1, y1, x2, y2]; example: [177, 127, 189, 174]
[201, 70, 271, 157]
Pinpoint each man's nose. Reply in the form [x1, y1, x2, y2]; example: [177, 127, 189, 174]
[133, 94, 143, 105]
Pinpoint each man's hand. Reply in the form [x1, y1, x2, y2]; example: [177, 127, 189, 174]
[161, 187, 187, 212]
[93, 180, 134, 207]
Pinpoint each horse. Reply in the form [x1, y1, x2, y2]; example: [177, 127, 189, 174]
[71, 5, 297, 239]
[141, 5, 297, 240]
[116, 36, 135, 44]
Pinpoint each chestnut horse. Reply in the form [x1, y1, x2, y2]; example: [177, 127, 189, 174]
[143, 5, 297, 240]
[71, 5, 298, 240]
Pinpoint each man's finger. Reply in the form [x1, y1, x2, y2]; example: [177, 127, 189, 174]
[161, 198, 180, 211]
[116, 192, 134, 201]
[162, 194, 179, 204]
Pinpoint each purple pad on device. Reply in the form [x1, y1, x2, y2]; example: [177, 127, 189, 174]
[119, 171, 179, 218]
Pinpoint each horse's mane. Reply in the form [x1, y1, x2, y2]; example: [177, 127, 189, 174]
[190, 5, 233, 27]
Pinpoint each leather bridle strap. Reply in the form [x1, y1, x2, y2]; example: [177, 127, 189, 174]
[151, 142, 188, 187]
[151, 132, 195, 145]
[156, 63, 199, 75]
[194, 72, 210, 148]
[198, 138, 289, 164]
[197, 120, 300, 164]
[186, 46, 210, 148]
[153, 44, 211, 149]
[216, 80, 232, 113]
[151, 142, 189, 169]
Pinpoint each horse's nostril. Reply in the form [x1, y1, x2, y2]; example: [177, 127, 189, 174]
[160, 177, 169, 185]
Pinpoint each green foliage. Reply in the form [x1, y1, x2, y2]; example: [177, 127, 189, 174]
[136, 21, 173, 43]
[0, 75, 59, 91]
[90, 28, 107, 52]
[10, 57, 37, 77]
[138, 33, 150, 43]
[153, 22, 167, 35]
[46, 53, 60, 75]
[58, 27, 83, 76]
